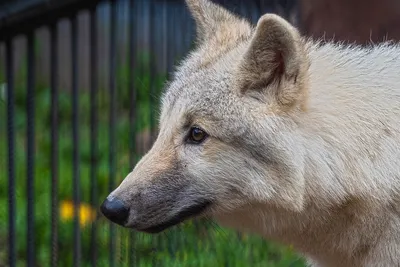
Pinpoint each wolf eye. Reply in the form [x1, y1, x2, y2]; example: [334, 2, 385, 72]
[188, 127, 208, 144]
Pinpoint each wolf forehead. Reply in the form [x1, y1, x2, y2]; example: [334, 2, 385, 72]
[160, 58, 249, 124]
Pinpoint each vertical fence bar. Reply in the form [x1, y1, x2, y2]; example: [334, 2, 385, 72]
[148, 1, 158, 264]
[257, 0, 264, 17]
[149, 0, 156, 145]
[175, 4, 183, 62]
[6, 37, 16, 267]
[128, 0, 136, 180]
[71, 14, 81, 267]
[89, 7, 99, 267]
[162, 0, 168, 73]
[128, 0, 137, 264]
[109, 1, 117, 266]
[161, 0, 170, 259]
[50, 22, 59, 267]
[183, 4, 193, 54]
[166, 3, 176, 77]
[26, 30, 36, 267]
[165, 2, 179, 258]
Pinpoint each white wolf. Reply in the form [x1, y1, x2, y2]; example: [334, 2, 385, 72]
[101, 0, 400, 266]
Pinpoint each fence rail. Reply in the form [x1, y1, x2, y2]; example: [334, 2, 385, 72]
[0, 0, 101, 39]
[0, 1, 302, 267]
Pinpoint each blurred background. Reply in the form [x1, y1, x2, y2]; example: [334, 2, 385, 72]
[1, 0, 400, 266]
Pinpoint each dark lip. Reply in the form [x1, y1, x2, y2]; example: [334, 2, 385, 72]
[137, 200, 212, 234]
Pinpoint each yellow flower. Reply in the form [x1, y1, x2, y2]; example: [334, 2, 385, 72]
[60, 200, 97, 227]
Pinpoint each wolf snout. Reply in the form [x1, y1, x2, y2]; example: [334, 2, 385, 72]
[100, 196, 130, 226]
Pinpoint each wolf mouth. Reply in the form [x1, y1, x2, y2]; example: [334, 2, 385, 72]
[139, 200, 212, 234]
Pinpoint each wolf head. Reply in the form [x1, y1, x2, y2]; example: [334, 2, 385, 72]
[101, 0, 310, 233]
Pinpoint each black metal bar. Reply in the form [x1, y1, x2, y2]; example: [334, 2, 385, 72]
[128, 0, 136, 172]
[71, 13, 81, 267]
[162, 0, 168, 73]
[161, 0, 170, 260]
[89, 6, 98, 267]
[128, 1, 137, 265]
[0, 0, 101, 40]
[149, 0, 156, 144]
[109, 1, 117, 266]
[164, 2, 178, 259]
[174, 4, 183, 62]
[166, 2, 176, 76]
[26, 29, 35, 267]
[149, 2, 160, 264]
[183, 3, 193, 55]
[165, 1, 171, 79]
[257, 0, 265, 17]
[50, 22, 59, 267]
[6, 37, 16, 267]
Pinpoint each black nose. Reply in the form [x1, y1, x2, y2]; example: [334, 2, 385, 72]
[100, 197, 129, 226]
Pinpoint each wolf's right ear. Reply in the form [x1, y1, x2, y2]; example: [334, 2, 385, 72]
[185, 0, 251, 44]
[236, 14, 309, 110]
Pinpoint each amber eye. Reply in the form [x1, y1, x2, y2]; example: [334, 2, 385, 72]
[188, 127, 208, 144]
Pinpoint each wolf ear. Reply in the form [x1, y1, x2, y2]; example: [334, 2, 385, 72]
[236, 14, 309, 109]
[185, 0, 251, 44]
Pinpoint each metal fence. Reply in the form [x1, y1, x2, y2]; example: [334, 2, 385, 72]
[0, 1, 301, 267]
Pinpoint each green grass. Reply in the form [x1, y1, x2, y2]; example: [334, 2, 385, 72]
[0, 53, 306, 267]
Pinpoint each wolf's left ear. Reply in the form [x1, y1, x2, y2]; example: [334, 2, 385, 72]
[236, 14, 309, 109]
[185, 0, 251, 44]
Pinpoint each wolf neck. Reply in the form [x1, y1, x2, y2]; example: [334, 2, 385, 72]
[215, 194, 394, 267]
[302, 41, 400, 207]
[296, 41, 400, 265]
[303, 42, 400, 265]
